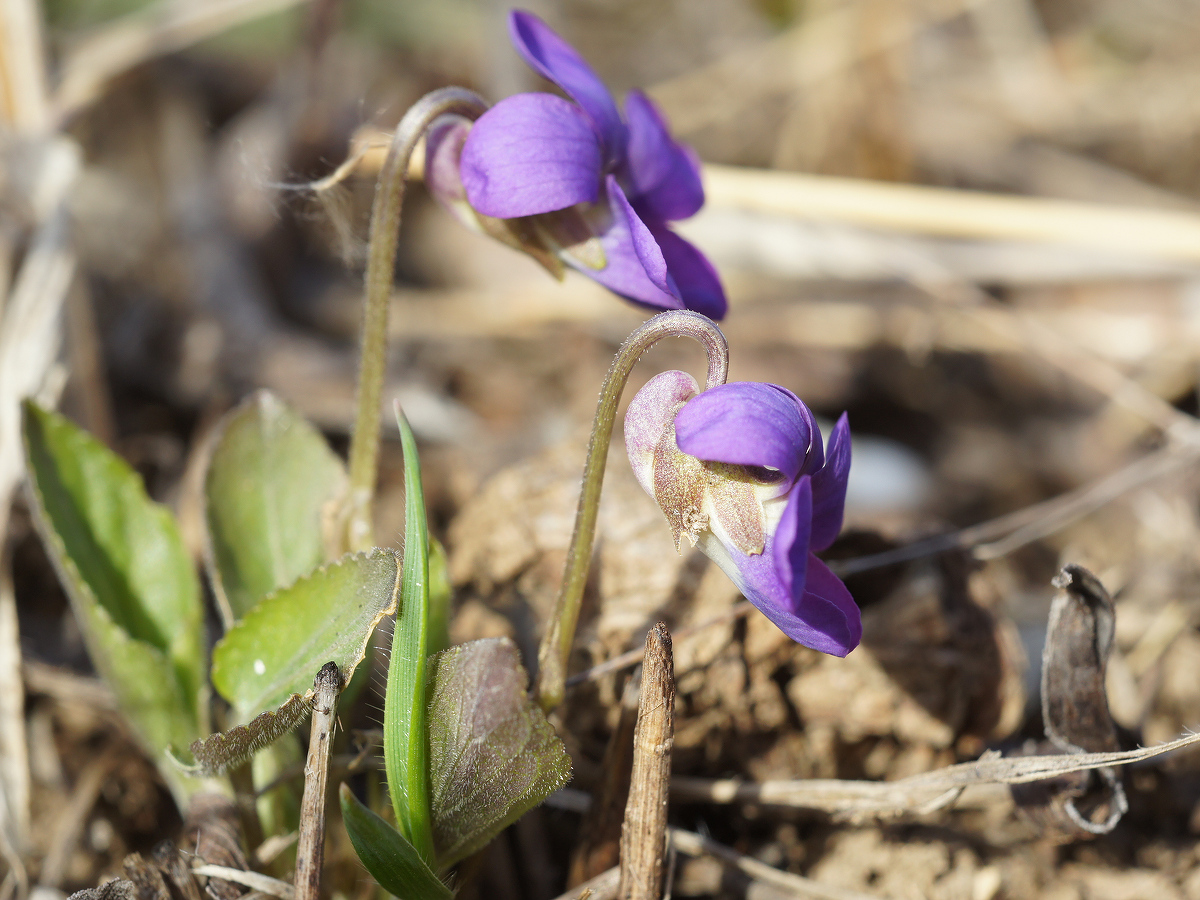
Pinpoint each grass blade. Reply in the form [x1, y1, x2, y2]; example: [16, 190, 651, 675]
[384, 403, 435, 863]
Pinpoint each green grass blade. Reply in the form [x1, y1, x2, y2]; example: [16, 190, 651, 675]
[384, 404, 435, 863]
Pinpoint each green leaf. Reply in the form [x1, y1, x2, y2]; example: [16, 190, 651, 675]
[211, 549, 399, 718]
[21, 402, 204, 790]
[384, 406, 435, 863]
[204, 390, 347, 627]
[427, 638, 572, 867]
[339, 785, 452, 900]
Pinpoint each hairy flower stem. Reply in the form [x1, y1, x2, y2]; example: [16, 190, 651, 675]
[345, 87, 489, 551]
[535, 311, 729, 711]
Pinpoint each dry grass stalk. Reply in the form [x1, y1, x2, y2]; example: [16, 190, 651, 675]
[618, 624, 675, 900]
[671, 728, 1200, 818]
[192, 866, 295, 900]
[0, 138, 79, 543]
[670, 828, 881, 900]
[648, 0, 987, 136]
[0, 0, 47, 130]
[838, 437, 1200, 576]
[0, 551, 27, 862]
[294, 662, 342, 900]
[552, 866, 620, 900]
[702, 164, 1200, 265]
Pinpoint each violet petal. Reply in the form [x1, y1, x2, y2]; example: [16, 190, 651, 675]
[772, 477, 812, 599]
[645, 221, 727, 320]
[674, 382, 813, 479]
[623, 90, 704, 221]
[569, 177, 682, 310]
[508, 10, 627, 161]
[795, 555, 861, 656]
[701, 535, 854, 656]
[810, 413, 851, 552]
[460, 93, 602, 218]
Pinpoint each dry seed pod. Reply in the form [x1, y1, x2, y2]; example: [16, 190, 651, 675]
[1013, 564, 1128, 839]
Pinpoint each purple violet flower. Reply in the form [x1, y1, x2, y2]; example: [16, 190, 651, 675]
[425, 10, 726, 319]
[625, 372, 860, 656]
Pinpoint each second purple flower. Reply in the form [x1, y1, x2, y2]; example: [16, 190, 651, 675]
[625, 373, 860, 656]
[426, 10, 726, 319]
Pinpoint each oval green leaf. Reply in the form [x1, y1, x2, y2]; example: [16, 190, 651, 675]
[204, 390, 347, 627]
[211, 548, 399, 718]
[22, 402, 205, 759]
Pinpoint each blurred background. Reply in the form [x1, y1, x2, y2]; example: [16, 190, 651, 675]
[6, 0, 1200, 898]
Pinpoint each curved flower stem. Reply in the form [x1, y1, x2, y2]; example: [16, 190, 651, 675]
[345, 86, 490, 552]
[535, 310, 729, 711]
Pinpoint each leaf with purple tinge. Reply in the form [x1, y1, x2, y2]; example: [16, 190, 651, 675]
[427, 637, 572, 867]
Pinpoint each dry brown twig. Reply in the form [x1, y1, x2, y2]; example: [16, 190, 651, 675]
[618, 624, 675, 900]
[294, 662, 342, 900]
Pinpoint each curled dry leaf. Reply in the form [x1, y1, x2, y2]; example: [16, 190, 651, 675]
[169, 693, 313, 777]
[1013, 563, 1128, 838]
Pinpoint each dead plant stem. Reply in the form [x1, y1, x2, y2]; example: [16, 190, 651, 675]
[619, 624, 674, 900]
[294, 662, 343, 900]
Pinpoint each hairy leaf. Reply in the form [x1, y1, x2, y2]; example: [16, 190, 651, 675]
[211, 549, 399, 718]
[204, 390, 347, 627]
[169, 693, 313, 777]
[384, 406, 435, 862]
[339, 785, 452, 900]
[22, 402, 204, 797]
[428, 637, 572, 867]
